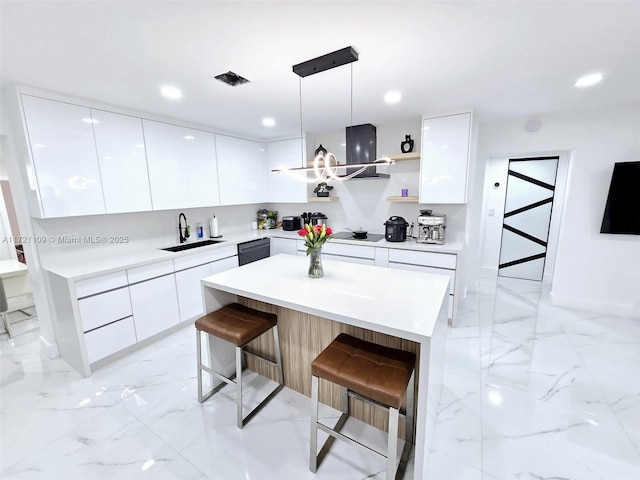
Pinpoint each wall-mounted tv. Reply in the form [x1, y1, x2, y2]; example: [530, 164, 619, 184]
[600, 161, 640, 235]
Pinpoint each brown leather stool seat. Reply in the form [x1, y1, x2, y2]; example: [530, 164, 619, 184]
[195, 303, 284, 429]
[195, 303, 277, 347]
[310, 333, 416, 480]
[311, 333, 415, 410]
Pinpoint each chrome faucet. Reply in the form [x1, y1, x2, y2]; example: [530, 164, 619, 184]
[178, 213, 190, 243]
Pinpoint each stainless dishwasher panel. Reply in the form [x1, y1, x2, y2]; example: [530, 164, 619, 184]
[237, 238, 271, 266]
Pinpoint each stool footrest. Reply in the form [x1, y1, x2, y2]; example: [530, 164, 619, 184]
[240, 383, 284, 428]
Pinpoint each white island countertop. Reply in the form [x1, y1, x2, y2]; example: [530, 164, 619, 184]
[202, 254, 450, 342]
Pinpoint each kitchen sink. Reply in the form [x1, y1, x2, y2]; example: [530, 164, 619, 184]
[161, 239, 225, 252]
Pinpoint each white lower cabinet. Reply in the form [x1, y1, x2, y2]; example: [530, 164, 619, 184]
[172, 250, 239, 323]
[84, 317, 137, 364]
[210, 255, 238, 274]
[296, 240, 376, 266]
[388, 262, 455, 318]
[271, 237, 298, 256]
[67, 248, 241, 374]
[129, 274, 180, 341]
[175, 263, 211, 322]
[387, 249, 458, 320]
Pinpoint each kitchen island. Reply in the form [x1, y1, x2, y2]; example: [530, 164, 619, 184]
[201, 254, 450, 480]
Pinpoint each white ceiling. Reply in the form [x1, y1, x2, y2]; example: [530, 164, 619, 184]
[2, 1, 639, 140]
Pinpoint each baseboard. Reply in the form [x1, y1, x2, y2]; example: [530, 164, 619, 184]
[549, 291, 640, 320]
[39, 335, 60, 358]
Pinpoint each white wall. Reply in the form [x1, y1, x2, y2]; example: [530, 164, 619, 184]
[475, 102, 640, 319]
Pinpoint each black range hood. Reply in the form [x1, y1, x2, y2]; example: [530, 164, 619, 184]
[343, 123, 390, 179]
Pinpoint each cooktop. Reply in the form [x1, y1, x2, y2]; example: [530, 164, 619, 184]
[332, 232, 385, 242]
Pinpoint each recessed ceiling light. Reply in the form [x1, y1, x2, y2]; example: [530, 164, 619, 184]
[82, 118, 99, 124]
[184, 135, 195, 140]
[161, 85, 183, 99]
[575, 73, 604, 88]
[384, 91, 402, 104]
[262, 118, 276, 127]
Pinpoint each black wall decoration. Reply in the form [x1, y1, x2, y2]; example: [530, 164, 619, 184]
[401, 135, 414, 153]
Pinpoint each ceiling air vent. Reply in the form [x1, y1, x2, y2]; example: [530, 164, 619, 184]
[214, 71, 250, 87]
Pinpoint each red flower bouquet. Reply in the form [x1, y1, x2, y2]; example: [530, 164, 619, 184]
[297, 224, 333, 255]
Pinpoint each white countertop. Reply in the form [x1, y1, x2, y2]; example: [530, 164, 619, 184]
[202, 254, 450, 341]
[43, 228, 463, 281]
[0, 259, 29, 278]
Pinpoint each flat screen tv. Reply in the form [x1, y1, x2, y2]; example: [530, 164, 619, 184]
[600, 161, 640, 235]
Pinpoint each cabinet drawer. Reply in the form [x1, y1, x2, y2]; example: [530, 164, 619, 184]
[75, 271, 128, 298]
[78, 287, 132, 332]
[388, 249, 456, 269]
[84, 316, 137, 363]
[388, 262, 456, 295]
[323, 253, 375, 266]
[127, 260, 174, 283]
[173, 244, 237, 271]
[322, 243, 375, 259]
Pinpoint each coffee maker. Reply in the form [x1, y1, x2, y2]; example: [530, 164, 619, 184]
[417, 210, 446, 244]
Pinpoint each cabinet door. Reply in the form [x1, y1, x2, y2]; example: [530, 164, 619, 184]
[143, 120, 220, 210]
[210, 255, 238, 275]
[216, 134, 266, 205]
[175, 263, 210, 322]
[419, 112, 471, 204]
[91, 110, 152, 213]
[129, 274, 180, 341]
[84, 317, 137, 364]
[21, 95, 106, 217]
[266, 138, 306, 203]
[271, 237, 298, 256]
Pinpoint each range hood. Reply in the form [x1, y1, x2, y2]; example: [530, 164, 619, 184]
[343, 123, 390, 179]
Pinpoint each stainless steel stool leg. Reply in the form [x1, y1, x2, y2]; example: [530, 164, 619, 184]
[273, 325, 284, 384]
[196, 329, 203, 403]
[310, 375, 319, 473]
[387, 406, 400, 480]
[236, 345, 243, 429]
[405, 371, 415, 445]
[1, 312, 13, 338]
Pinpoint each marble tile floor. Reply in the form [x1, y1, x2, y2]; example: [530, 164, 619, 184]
[1, 274, 639, 479]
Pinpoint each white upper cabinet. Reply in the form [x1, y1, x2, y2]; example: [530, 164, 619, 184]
[91, 110, 152, 213]
[21, 95, 106, 217]
[266, 138, 306, 203]
[143, 120, 220, 210]
[216, 134, 266, 205]
[419, 111, 472, 204]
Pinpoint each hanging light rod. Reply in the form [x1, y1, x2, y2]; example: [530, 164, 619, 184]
[271, 157, 395, 173]
[292, 46, 358, 78]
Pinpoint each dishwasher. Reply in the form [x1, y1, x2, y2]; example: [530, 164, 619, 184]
[237, 238, 270, 266]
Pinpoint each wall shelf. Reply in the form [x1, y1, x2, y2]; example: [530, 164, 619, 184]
[308, 196, 340, 202]
[387, 152, 420, 162]
[387, 196, 419, 202]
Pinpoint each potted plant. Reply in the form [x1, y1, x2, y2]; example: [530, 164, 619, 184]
[313, 182, 334, 198]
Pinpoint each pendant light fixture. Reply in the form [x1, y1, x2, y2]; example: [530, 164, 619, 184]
[271, 46, 394, 182]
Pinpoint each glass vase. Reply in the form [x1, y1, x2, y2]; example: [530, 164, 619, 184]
[308, 247, 324, 278]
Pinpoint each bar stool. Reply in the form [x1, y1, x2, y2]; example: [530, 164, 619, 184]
[310, 333, 416, 480]
[195, 303, 284, 429]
